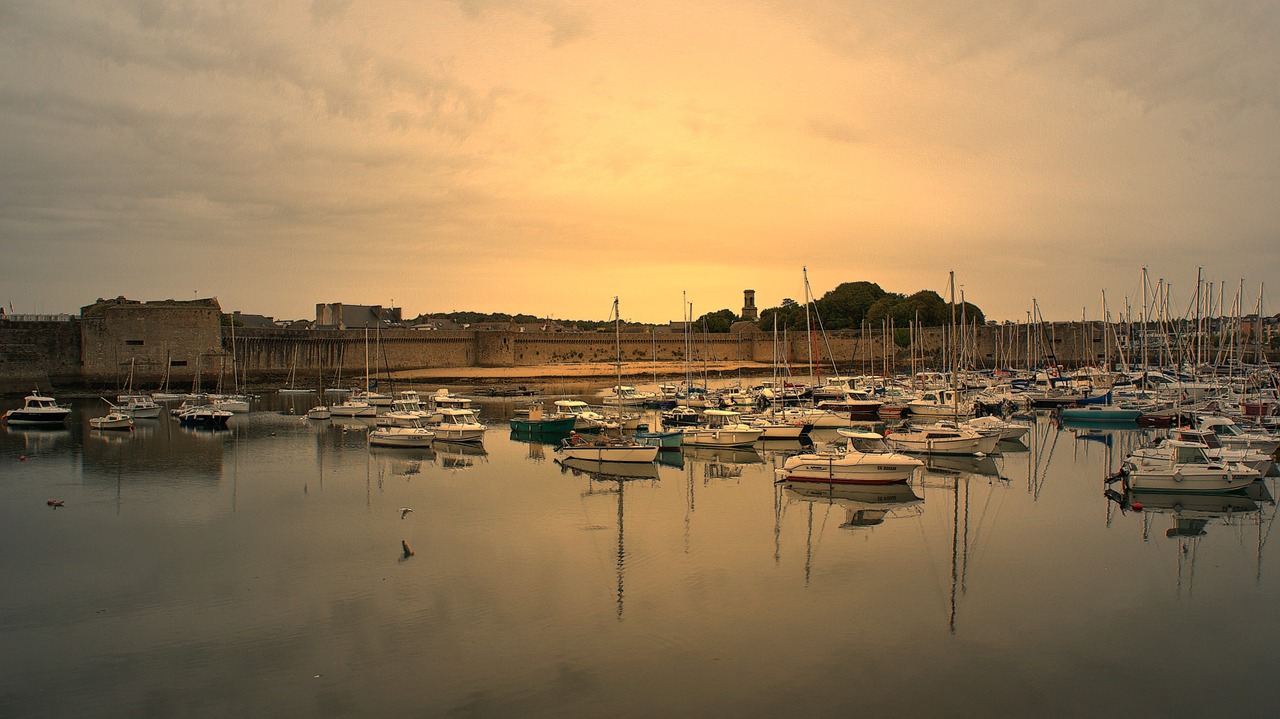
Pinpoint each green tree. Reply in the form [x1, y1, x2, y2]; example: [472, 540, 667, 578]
[814, 281, 890, 330]
[696, 309, 739, 333]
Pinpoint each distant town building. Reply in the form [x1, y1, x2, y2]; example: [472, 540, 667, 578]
[315, 303, 402, 329]
[230, 311, 277, 329]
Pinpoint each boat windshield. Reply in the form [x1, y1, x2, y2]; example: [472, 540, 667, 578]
[1174, 445, 1209, 464]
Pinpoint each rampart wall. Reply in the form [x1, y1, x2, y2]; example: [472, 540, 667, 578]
[4, 305, 1267, 395]
[79, 301, 223, 387]
[0, 321, 81, 393]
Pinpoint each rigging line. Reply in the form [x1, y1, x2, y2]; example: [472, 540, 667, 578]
[909, 489, 950, 610]
[963, 472, 1010, 574]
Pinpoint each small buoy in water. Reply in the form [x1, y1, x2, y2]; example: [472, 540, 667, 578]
[401, 540, 414, 558]
[19, 455, 27, 461]
[1130, 502, 1143, 511]
[46, 499, 64, 507]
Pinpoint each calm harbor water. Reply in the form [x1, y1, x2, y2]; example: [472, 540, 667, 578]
[3, 390, 1280, 718]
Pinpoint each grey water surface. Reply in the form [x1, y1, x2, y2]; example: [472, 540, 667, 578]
[2, 393, 1278, 718]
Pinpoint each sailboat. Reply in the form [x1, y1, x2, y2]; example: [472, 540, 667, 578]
[306, 344, 332, 420]
[211, 321, 250, 412]
[331, 328, 376, 417]
[280, 344, 315, 394]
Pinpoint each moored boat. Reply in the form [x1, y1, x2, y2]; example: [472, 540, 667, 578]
[775, 446, 922, 485]
[1119, 440, 1260, 493]
[89, 411, 134, 431]
[368, 425, 435, 448]
[681, 409, 764, 447]
[556, 432, 659, 463]
[175, 404, 233, 428]
[632, 423, 684, 449]
[429, 407, 486, 443]
[883, 424, 995, 455]
[2, 389, 72, 426]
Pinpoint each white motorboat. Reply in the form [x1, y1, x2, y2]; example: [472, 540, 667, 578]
[552, 400, 617, 431]
[430, 388, 474, 411]
[2, 389, 72, 426]
[556, 432, 659, 463]
[305, 405, 332, 420]
[906, 389, 972, 419]
[1131, 428, 1274, 476]
[90, 411, 134, 431]
[745, 416, 808, 440]
[119, 396, 162, 419]
[429, 407, 486, 442]
[602, 385, 655, 406]
[964, 416, 1030, 442]
[1194, 415, 1280, 455]
[368, 425, 435, 448]
[681, 409, 764, 447]
[882, 424, 994, 455]
[352, 389, 393, 407]
[330, 399, 375, 417]
[1121, 440, 1260, 493]
[209, 394, 250, 413]
[776, 445, 923, 485]
[762, 406, 848, 428]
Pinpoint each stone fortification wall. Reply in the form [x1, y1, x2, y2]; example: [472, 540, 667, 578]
[510, 332, 762, 366]
[233, 329, 476, 384]
[79, 298, 224, 386]
[229, 323, 1120, 380]
[1, 304, 1186, 395]
[0, 320, 81, 393]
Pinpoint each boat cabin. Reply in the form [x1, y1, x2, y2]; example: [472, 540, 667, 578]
[703, 409, 744, 429]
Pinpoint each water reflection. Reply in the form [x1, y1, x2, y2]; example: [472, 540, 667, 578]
[558, 457, 661, 621]
[1105, 480, 1278, 596]
[779, 481, 923, 528]
[681, 446, 763, 481]
[2, 424, 72, 454]
[922, 454, 1003, 477]
[436, 440, 488, 470]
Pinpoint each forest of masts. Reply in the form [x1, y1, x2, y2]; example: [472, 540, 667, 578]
[839, 268, 1270, 377]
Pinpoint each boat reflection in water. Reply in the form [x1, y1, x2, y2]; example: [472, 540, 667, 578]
[558, 455, 661, 620]
[680, 445, 763, 480]
[3, 425, 72, 454]
[557, 457, 661, 481]
[368, 445, 436, 468]
[779, 481, 923, 528]
[1105, 481, 1275, 596]
[922, 454, 1003, 478]
[436, 440, 488, 470]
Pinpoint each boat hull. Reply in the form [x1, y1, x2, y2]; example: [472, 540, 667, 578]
[509, 417, 579, 434]
[776, 452, 921, 484]
[1128, 469, 1258, 493]
[368, 428, 435, 448]
[2, 409, 72, 425]
[680, 427, 764, 447]
[557, 444, 659, 463]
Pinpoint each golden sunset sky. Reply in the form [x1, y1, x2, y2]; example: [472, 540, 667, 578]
[2, 1, 1277, 323]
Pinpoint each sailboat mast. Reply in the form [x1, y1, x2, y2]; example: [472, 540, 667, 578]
[802, 266, 814, 387]
[949, 271, 958, 421]
[614, 296, 622, 393]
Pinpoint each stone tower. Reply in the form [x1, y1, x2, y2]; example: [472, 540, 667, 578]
[742, 289, 758, 320]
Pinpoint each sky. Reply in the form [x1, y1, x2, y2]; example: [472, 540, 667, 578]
[2, 1, 1278, 324]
